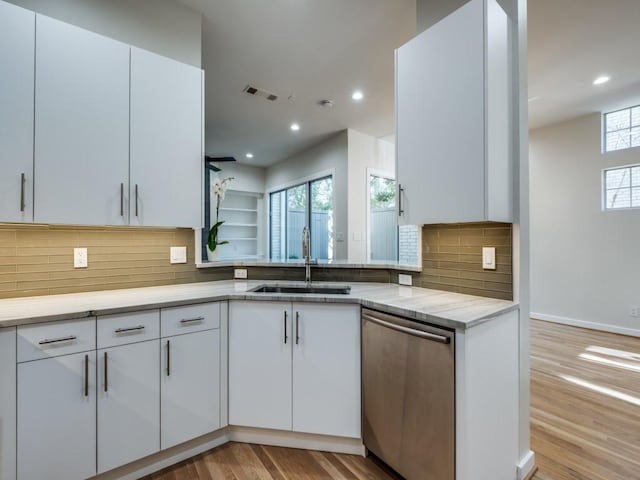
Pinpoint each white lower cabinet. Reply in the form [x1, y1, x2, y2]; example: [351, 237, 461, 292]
[97, 340, 160, 474]
[161, 328, 221, 449]
[17, 351, 97, 480]
[229, 301, 361, 439]
[292, 303, 361, 438]
[229, 301, 292, 431]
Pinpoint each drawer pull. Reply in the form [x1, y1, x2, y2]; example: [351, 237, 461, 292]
[84, 354, 89, 397]
[38, 335, 77, 345]
[114, 325, 146, 334]
[104, 351, 108, 392]
[166, 340, 171, 377]
[180, 316, 204, 325]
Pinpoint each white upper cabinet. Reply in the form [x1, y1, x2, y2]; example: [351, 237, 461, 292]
[0, 2, 34, 223]
[130, 48, 203, 228]
[33, 14, 130, 226]
[396, 0, 511, 225]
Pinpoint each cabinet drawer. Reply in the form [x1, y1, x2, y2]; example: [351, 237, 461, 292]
[161, 303, 220, 337]
[97, 309, 160, 349]
[17, 318, 96, 363]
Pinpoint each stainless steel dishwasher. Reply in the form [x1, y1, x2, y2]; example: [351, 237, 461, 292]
[362, 308, 455, 480]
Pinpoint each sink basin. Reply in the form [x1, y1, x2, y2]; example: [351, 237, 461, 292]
[249, 284, 351, 295]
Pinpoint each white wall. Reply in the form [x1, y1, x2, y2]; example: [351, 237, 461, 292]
[265, 131, 349, 260]
[531, 113, 640, 335]
[217, 162, 265, 194]
[7, 0, 202, 67]
[347, 129, 395, 262]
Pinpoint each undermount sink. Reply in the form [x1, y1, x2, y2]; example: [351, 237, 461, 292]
[249, 284, 351, 295]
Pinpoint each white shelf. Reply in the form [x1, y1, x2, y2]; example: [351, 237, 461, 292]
[221, 223, 257, 227]
[219, 207, 257, 213]
[219, 237, 257, 242]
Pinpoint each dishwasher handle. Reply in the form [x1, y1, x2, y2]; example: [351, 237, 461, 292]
[362, 313, 451, 344]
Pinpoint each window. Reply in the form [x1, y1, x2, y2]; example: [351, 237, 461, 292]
[270, 176, 333, 260]
[604, 105, 640, 152]
[603, 164, 640, 210]
[368, 174, 397, 261]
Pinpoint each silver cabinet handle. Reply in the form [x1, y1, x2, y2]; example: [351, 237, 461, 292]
[398, 183, 405, 216]
[20, 173, 26, 212]
[166, 340, 170, 377]
[180, 316, 204, 324]
[362, 313, 450, 344]
[84, 354, 89, 397]
[38, 335, 77, 345]
[284, 311, 288, 344]
[104, 351, 108, 392]
[120, 183, 124, 217]
[135, 184, 139, 217]
[295, 311, 300, 345]
[114, 325, 145, 334]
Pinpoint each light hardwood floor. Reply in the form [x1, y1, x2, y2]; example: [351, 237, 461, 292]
[531, 319, 640, 480]
[147, 319, 640, 480]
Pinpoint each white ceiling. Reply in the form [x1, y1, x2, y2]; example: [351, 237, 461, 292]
[528, 0, 640, 129]
[178, 0, 416, 166]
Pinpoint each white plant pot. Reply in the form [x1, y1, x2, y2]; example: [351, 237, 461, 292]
[206, 246, 220, 262]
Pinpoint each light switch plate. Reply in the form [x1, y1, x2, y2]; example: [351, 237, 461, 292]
[482, 247, 496, 270]
[170, 246, 187, 264]
[74, 248, 88, 268]
[234, 268, 248, 279]
[398, 274, 412, 286]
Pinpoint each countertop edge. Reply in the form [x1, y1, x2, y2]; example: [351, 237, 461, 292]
[195, 261, 423, 272]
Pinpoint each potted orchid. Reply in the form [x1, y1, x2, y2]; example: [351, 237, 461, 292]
[207, 175, 234, 261]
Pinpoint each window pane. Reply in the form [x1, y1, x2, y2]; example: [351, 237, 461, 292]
[606, 130, 631, 151]
[369, 175, 397, 261]
[270, 191, 286, 260]
[632, 107, 640, 127]
[310, 177, 333, 260]
[633, 187, 640, 208]
[606, 109, 630, 132]
[632, 127, 640, 148]
[286, 184, 307, 260]
[606, 167, 631, 189]
[632, 166, 640, 187]
[606, 187, 631, 209]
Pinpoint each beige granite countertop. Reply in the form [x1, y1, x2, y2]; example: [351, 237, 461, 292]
[0, 281, 517, 331]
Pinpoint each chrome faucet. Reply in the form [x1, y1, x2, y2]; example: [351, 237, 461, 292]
[302, 226, 316, 285]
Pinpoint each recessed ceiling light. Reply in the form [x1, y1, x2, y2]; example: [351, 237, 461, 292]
[352, 90, 364, 101]
[593, 75, 610, 86]
[245, 153, 254, 159]
[290, 123, 300, 132]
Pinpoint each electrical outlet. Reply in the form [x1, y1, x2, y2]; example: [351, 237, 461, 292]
[630, 306, 639, 318]
[234, 268, 248, 279]
[73, 248, 88, 268]
[170, 246, 187, 264]
[482, 247, 496, 270]
[398, 274, 412, 286]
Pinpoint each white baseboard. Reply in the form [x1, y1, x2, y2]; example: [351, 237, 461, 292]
[92, 427, 363, 479]
[230, 426, 365, 456]
[531, 312, 640, 338]
[517, 450, 536, 480]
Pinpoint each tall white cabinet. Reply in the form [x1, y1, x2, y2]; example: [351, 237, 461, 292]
[0, 328, 17, 480]
[0, 2, 34, 223]
[130, 48, 203, 228]
[396, 0, 512, 225]
[33, 14, 130, 226]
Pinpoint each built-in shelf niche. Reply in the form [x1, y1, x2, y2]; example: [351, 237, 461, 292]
[215, 190, 263, 259]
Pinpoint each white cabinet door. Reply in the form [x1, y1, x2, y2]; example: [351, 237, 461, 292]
[130, 48, 202, 228]
[161, 329, 220, 449]
[17, 351, 96, 480]
[396, 0, 510, 224]
[0, 1, 34, 223]
[0, 327, 17, 480]
[229, 301, 292, 431]
[33, 14, 130, 226]
[292, 303, 361, 438]
[97, 340, 160, 474]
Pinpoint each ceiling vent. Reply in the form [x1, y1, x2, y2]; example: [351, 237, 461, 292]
[244, 84, 278, 102]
